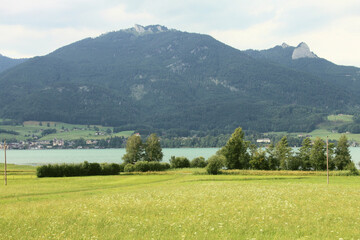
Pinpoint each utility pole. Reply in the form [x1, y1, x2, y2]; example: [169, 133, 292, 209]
[326, 136, 329, 185]
[4, 139, 7, 186]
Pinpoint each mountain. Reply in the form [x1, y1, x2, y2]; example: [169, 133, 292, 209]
[0, 54, 27, 73]
[245, 43, 360, 91]
[0, 25, 359, 133]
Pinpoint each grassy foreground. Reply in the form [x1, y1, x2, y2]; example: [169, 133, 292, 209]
[1, 170, 360, 239]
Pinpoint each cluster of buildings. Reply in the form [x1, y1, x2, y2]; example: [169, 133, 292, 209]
[0, 139, 64, 150]
[0, 138, 101, 150]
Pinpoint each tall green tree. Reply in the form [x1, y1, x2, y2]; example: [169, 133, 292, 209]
[327, 142, 336, 170]
[144, 133, 163, 162]
[298, 138, 312, 170]
[122, 135, 143, 164]
[266, 143, 279, 170]
[221, 127, 249, 169]
[310, 137, 326, 170]
[334, 135, 351, 170]
[275, 136, 292, 170]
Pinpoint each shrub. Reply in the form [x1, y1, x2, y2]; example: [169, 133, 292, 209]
[129, 161, 171, 172]
[124, 163, 135, 172]
[190, 157, 207, 168]
[170, 156, 190, 168]
[36, 161, 121, 177]
[344, 162, 359, 176]
[87, 162, 102, 175]
[206, 155, 225, 175]
[101, 163, 121, 175]
[134, 161, 150, 172]
[119, 162, 126, 172]
[148, 162, 170, 171]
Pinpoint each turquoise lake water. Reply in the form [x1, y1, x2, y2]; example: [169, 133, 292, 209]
[3, 148, 220, 165]
[3, 148, 360, 167]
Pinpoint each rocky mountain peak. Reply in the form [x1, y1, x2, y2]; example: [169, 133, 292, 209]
[292, 42, 317, 60]
[129, 24, 170, 35]
[281, 43, 290, 48]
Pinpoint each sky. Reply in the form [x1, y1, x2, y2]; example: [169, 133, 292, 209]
[0, 0, 359, 67]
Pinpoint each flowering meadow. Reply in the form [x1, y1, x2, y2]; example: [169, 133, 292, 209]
[1, 171, 360, 239]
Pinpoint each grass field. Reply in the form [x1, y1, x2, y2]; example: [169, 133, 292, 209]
[1, 168, 359, 239]
[327, 114, 354, 123]
[267, 114, 360, 143]
[0, 120, 133, 141]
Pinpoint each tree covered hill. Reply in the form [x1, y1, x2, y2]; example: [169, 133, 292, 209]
[0, 25, 359, 133]
[0, 54, 27, 73]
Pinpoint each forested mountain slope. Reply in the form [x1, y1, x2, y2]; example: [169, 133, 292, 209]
[0, 25, 358, 132]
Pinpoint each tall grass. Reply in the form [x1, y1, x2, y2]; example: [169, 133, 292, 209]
[0, 174, 359, 239]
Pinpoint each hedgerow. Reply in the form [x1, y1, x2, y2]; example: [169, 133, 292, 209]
[124, 161, 171, 172]
[36, 161, 121, 177]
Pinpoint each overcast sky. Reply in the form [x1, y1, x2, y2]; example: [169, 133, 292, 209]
[1, 0, 359, 67]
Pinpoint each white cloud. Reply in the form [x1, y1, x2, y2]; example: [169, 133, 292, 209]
[209, 20, 282, 51]
[100, 4, 157, 27]
[208, 0, 360, 66]
[0, 0, 64, 15]
[286, 15, 360, 66]
[0, 0, 358, 66]
[0, 24, 102, 58]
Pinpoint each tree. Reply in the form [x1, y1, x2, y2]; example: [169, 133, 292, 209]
[122, 135, 144, 164]
[249, 149, 269, 170]
[144, 133, 163, 162]
[298, 138, 312, 170]
[275, 136, 292, 170]
[328, 142, 336, 170]
[106, 128, 112, 134]
[170, 156, 190, 168]
[310, 137, 326, 170]
[220, 127, 249, 169]
[334, 135, 351, 170]
[266, 143, 279, 170]
[206, 155, 225, 175]
[190, 157, 207, 168]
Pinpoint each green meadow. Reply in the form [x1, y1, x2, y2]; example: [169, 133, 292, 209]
[267, 114, 360, 143]
[0, 120, 133, 141]
[1, 168, 360, 239]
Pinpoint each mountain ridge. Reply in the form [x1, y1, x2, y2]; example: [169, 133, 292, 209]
[0, 25, 359, 133]
[0, 54, 28, 73]
[244, 42, 360, 91]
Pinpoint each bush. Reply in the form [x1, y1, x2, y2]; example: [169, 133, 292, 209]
[127, 161, 171, 172]
[170, 156, 190, 168]
[134, 161, 150, 172]
[206, 155, 225, 175]
[148, 162, 171, 171]
[119, 162, 126, 172]
[87, 162, 102, 175]
[345, 162, 359, 176]
[190, 157, 207, 168]
[36, 161, 121, 177]
[101, 163, 121, 175]
[124, 163, 135, 173]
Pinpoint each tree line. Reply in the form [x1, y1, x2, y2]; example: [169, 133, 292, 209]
[122, 127, 358, 175]
[216, 127, 357, 172]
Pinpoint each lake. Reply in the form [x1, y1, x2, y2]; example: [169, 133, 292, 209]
[3, 148, 360, 167]
[3, 148, 220, 165]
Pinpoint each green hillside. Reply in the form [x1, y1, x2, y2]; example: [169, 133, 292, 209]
[0, 120, 133, 142]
